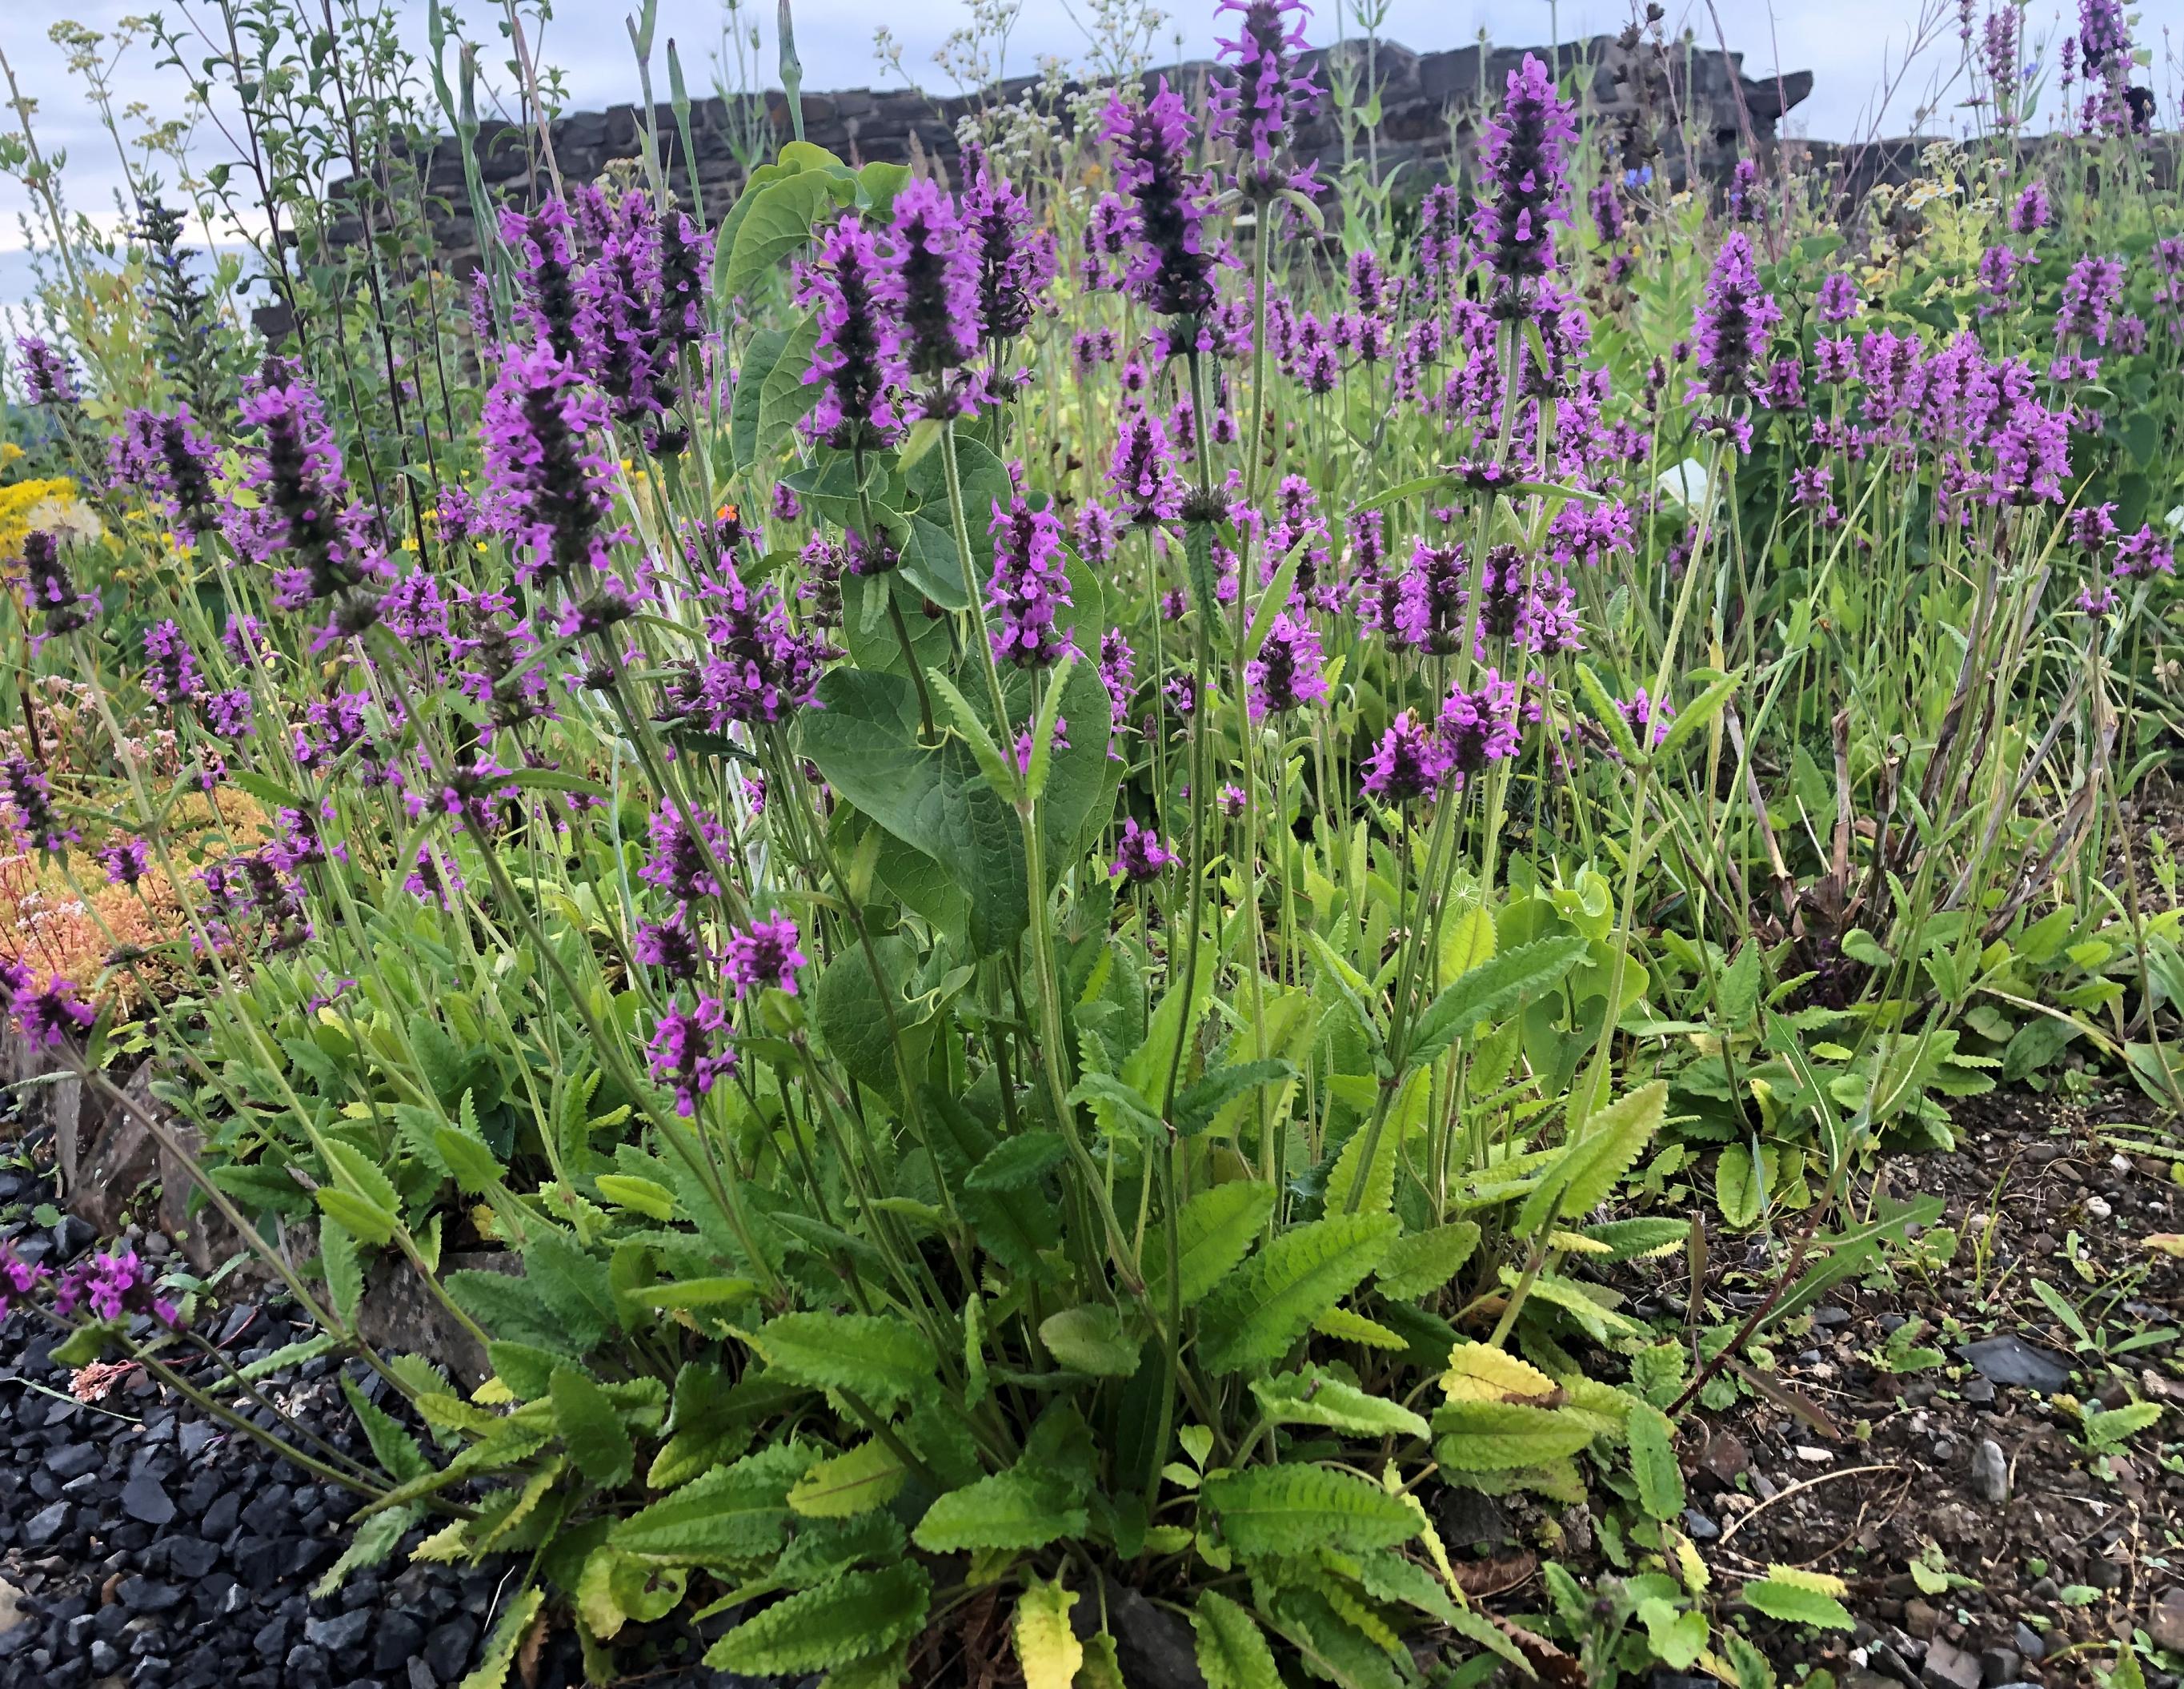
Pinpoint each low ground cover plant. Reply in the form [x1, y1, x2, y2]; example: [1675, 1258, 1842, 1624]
[0, 0, 2179, 1682]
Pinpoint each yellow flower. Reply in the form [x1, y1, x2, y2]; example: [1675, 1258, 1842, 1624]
[0, 476, 80, 560]
[0, 442, 23, 463]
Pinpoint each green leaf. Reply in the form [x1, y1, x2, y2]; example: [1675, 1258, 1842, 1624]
[1173, 1061, 1294, 1137]
[928, 667, 1021, 800]
[1715, 1142, 1764, 1230]
[747, 1311, 937, 1408]
[1654, 668, 1741, 761]
[320, 1218, 363, 1325]
[1022, 650, 1074, 803]
[710, 1563, 930, 1674]
[1742, 1572, 1856, 1631]
[316, 1186, 395, 1246]
[1576, 662, 1642, 764]
[1430, 1400, 1598, 1470]
[446, 1271, 573, 1354]
[968, 1133, 1069, 1190]
[1192, 1591, 1283, 1689]
[462, 1585, 543, 1689]
[911, 1467, 1088, 1552]
[1408, 937, 1590, 1070]
[1249, 1368, 1429, 1439]
[434, 1118, 503, 1195]
[613, 1440, 815, 1563]
[1374, 1221, 1480, 1298]
[1198, 1213, 1399, 1374]
[801, 668, 1028, 955]
[1038, 1305, 1144, 1376]
[1147, 1181, 1276, 1309]
[1200, 1462, 1421, 1558]
[552, 1366, 635, 1488]
[787, 1438, 908, 1517]
[340, 1374, 432, 1485]
[722, 171, 844, 300]
[1626, 1403, 1685, 1523]
[1517, 1079, 1668, 1235]
[595, 1173, 675, 1221]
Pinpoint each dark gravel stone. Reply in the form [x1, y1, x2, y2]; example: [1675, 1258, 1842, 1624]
[305, 1610, 373, 1655]
[199, 1489, 240, 1538]
[1958, 1334, 2071, 1393]
[45, 1443, 99, 1481]
[21, 1499, 70, 1547]
[122, 1471, 177, 1525]
[423, 1616, 479, 1682]
[168, 1536, 221, 1580]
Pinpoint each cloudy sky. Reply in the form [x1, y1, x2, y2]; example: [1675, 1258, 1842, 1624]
[0, 0, 2144, 311]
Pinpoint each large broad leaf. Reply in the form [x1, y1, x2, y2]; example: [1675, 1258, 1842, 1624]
[800, 668, 1028, 955]
[1250, 1368, 1429, 1439]
[1036, 653, 1124, 873]
[1515, 1079, 1669, 1238]
[721, 171, 848, 302]
[709, 1562, 931, 1673]
[1430, 1400, 1597, 1470]
[1038, 1305, 1144, 1376]
[1199, 1213, 1398, 1374]
[786, 1439, 907, 1518]
[1201, 1463, 1420, 1558]
[729, 315, 823, 470]
[1014, 1579, 1082, 1689]
[1146, 1181, 1276, 1309]
[912, 1467, 1088, 1552]
[899, 430, 1011, 610]
[747, 1312, 938, 1409]
[811, 937, 932, 1105]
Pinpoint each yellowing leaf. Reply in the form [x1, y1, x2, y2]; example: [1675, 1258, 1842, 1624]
[1442, 1341, 1557, 1403]
[1765, 1565, 1848, 1597]
[1015, 1579, 1083, 1689]
[2144, 1234, 2184, 1258]
[1311, 1307, 1407, 1349]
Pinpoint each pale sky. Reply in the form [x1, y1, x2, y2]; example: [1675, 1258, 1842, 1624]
[0, 0, 2168, 311]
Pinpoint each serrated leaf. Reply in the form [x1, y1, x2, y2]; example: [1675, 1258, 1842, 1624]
[1627, 1403, 1685, 1522]
[1148, 1181, 1276, 1310]
[968, 1132, 1069, 1191]
[1311, 1306, 1407, 1348]
[1517, 1080, 1668, 1236]
[787, 1438, 908, 1518]
[1038, 1305, 1144, 1376]
[595, 1173, 675, 1220]
[1742, 1571, 1855, 1630]
[461, 1585, 543, 1689]
[1374, 1221, 1480, 1298]
[613, 1441, 815, 1563]
[710, 1563, 931, 1674]
[1193, 1591, 1283, 1689]
[1199, 1214, 1399, 1374]
[551, 1366, 634, 1488]
[912, 1467, 1088, 1552]
[747, 1311, 936, 1408]
[1409, 937, 1590, 1070]
[1014, 1579, 1081, 1689]
[1250, 1368, 1429, 1439]
[1201, 1462, 1421, 1558]
[1431, 1400, 1597, 1470]
[1442, 1342, 1558, 1404]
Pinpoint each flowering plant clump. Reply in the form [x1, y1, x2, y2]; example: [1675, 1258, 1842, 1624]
[0, 6, 2178, 1685]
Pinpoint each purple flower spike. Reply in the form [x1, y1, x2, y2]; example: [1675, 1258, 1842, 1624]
[1440, 674, 1520, 784]
[1693, 232, 1782, 401]
[22, 532, 98, 638]
[1110, 816, 1177, 882]
[1102, 82, 1222, 320]
[99, 837, 153, 887]
[1211, 0, 1321, 198]
[1473, 54, 1577, 307]
[10, 970, 95, 1049]
[15, 335, 78, 406]
[986, 496, 1073, 668]
[227, 359, 387, 611]
[1108, 411, 1184, 528]
[647, 997, 736, 1117]
[879, 179, 985, 415]
[1246, 611, 1328, 719]
[795, 215, 902, 447]
[964, 162, 1056, 345]
[499, 199, 584, 363]
[481, 341, 616, 584]
[1364, 710, 1449, 803]
[724, 913, 807, 997]
[2, 756, 74, 853]
[108, 407, 219, 544]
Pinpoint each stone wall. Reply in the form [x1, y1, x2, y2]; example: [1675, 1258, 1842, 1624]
[329, 34, 1809, 271]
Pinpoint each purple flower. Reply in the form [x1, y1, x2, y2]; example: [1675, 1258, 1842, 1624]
[1617, 686, 1673, 750]
[205, 688, 256, 740]
[1108, 411, 1184, 527]
[0, 1240, 51, 1320]
[54, 1246, 176, 1327]
[1364, 710, 1449, 803]
[639, 805, 730, 902]
[1073, 499, 1119, 568]
[2113, 527, 2176, 581]
[1473, 54, 1577, 306]
[795, 215, 901, 447]
[10, 970, 94, 1049]
[724, 913, 807, 997]
[1417, 184, 1466, 294]
[987, 496, 1073, 667]
[404, 844, 465, 909]
[663, 572, 830, 728]
[15, 335, 78, 405]
[1210, 0, 1320, 197]
[1110, 816, 1177, 882]
[879, 179, 984, 413]
[1693, 232, 1782, 401]
[1396, 539, 1468, 653]
[575, 187, 676, 434]
[2, 756, 73, 852]
[142, 621, 205, 707]
[226, 359, 385, 609]
[2009, 182, 2050, 235]
[1440, 674, 1520, 782]
[1976, 244, 2023, 299]
[2057, 256, 2125, 346]
[647, 997, 736, 1117]
[634, 917, 707, 981]
[1102, 82, 1221, 320]
[1816, 272, 1861, 324]
[1246, 611, 1328, 718]
[481, 341, 616, 584]
[771, 482, 802, 524]
[99, 836, 152, 887]
[499, 200, 583, 363]
[1098, 628, 1136, 733]
[658, 205, 711, 347]
[20, 532, 98, 638]
[109, 407, 219, 542]
[963, 162, 1056, 345]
